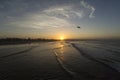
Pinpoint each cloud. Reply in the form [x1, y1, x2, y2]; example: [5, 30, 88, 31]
[5, 0, 95, 30]
[42, 0, 95, 19]
[42, 6, 84, 18]
[29, 14, 73, 28]
[8, 14, 74, 29]
[80, 0, 95, 18]
[43, 7, 70, 18]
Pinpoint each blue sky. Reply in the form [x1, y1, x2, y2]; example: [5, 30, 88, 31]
[0, 0, 120, 39]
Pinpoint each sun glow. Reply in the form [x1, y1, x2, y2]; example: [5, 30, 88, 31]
[60, 36, 65, 40]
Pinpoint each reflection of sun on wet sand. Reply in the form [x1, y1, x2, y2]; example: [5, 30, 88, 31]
[0, 40, 120, 80]
[54, 41, 120, 80]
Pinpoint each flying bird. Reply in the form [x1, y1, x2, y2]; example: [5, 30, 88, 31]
[77, 26, 81, 28]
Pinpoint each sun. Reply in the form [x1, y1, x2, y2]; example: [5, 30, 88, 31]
[60, 36, 64, 41]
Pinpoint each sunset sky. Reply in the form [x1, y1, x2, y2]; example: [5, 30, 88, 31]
[0, 0, 120, 39]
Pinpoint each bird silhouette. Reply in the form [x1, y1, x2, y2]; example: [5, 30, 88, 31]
[77, 26, 81, 28]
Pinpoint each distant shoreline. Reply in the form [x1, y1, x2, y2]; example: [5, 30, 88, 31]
[0, 38, 120, 45]
[0, 38, 58, 45]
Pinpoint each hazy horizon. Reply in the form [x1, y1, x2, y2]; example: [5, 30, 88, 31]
[0, 0, 120, 40]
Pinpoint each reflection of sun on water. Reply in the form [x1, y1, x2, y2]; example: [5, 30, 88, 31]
[60, 44, 64, 60]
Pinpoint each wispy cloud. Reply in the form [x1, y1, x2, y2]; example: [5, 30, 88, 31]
[4, 0, 96, 30]
[42, 0, 95, 19]
[80, 0, 95, 18]
[8, 14, 74, 29]
[43, 7, 70, 18]
[42, 6, 84, 18]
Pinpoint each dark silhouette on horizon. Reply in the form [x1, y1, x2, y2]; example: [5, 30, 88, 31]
[0, 38, 58, 45]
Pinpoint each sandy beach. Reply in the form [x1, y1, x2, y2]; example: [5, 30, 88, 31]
[0, 41, 120, 80]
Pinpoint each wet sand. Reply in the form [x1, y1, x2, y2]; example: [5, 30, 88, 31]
[0, 42, 120, 80]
